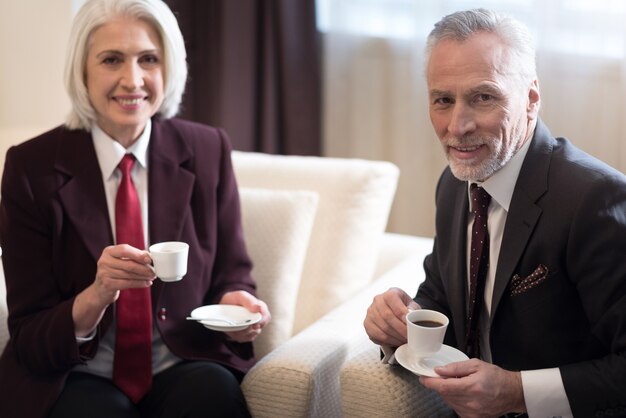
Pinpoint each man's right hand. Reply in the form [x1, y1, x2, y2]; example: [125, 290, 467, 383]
[363, 287, 420, 347]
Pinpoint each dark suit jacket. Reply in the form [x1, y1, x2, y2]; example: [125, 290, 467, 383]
[415, 120, 626, 417]
[0, 118, 257, 418]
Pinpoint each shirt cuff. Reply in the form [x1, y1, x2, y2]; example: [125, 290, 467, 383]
[381, 345, 398, 364]
[76, 329, 96, 344]
[521, 368, 573, 418]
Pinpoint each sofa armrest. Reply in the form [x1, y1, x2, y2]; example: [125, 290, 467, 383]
[338, 233, 453, 417]
[242, 244, 425, 418]
[340, 344, 454, 417]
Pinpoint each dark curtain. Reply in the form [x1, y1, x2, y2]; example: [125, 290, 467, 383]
[165, 0, 321, 156]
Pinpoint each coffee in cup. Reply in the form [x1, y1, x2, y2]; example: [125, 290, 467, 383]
[149, 241, 189, 282]
[406, 309, 449, 357]
[411, 320, 444, 328]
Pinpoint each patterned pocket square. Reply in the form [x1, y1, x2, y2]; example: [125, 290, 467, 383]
[510, 264, 549, 296]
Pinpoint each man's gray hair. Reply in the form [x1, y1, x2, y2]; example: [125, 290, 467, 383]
[426, 9, 537, 84]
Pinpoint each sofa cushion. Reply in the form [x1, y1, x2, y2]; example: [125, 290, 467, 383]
[239, 188, 318, 358]
[233, 152, 399, 334]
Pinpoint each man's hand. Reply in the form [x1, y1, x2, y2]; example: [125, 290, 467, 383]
[419, 359, 526, 418]
[363, 287, 420, 347]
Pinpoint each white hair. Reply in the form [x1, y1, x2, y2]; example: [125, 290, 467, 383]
[64, 0, 187, 130]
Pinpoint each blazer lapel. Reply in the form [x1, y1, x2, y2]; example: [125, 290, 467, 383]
[147, 119, 195, 246]
[56, 130, 112, 263]
[146, 119, 195, 303]
[491, 120, 553, 314]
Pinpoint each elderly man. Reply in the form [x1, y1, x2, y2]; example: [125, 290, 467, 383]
[364, 9, 626, 418]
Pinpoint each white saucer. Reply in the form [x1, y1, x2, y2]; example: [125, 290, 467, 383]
[395, 343, 469, 378]
[190, 305, 262, 332]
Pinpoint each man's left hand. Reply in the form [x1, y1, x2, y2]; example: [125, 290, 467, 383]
[419, 358, 526, 418]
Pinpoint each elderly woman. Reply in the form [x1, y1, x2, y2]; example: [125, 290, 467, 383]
[0, 0, 270, 417]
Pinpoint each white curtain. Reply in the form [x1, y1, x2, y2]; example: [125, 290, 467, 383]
[318, 0, 626, 237]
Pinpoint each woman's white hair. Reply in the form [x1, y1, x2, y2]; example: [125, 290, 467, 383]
[426, 9, 537, 87]
[64, 0, 187, 130]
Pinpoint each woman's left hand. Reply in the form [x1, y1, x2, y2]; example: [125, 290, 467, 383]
[219, 290, 271, 343]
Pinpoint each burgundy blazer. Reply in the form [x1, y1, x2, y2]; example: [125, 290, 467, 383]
[0, 118, 257, 418]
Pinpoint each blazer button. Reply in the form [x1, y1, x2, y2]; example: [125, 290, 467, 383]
[159, 307, 167, 321]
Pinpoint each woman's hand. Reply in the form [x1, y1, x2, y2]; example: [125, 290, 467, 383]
[92, 244, 156, 303]
[219, 290, 271, 343]
[72, 244, 156, 337]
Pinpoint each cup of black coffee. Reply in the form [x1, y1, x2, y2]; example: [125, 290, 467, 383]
[412, 320, 445, 328]
[406, 309, 449, 357]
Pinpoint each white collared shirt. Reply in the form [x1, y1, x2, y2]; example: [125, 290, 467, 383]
[92, 122, 151, 247]
[466, 136, 572, 418]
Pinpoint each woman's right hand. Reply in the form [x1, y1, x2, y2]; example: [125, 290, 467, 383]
[72, 244, 156, 337]
[93, 244, 156, 304]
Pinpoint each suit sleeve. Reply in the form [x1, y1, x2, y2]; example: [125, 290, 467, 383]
[559, 172, 626, 416]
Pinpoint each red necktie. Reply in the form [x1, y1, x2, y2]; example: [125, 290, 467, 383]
[112, 154, 152, 402]
[463, 183, 491, 358]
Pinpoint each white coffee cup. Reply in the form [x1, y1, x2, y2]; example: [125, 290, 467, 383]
[406, 309, 449, 357]
[149, 241, 189, 282]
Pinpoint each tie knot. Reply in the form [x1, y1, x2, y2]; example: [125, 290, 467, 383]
[119, 154, 136, 175]
[470, 183, 491, 215]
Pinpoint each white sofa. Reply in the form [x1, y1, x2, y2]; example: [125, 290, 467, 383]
[239, 233, 454, 418]
[0, 152, 452, 417]
[232, 152, 450, 417]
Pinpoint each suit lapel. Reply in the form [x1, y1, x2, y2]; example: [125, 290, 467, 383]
[491, 120, 553, 315]
[56, 130, 112, 263]
[447, 180, 471, 345]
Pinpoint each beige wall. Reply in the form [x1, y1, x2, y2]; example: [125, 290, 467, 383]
[0, 1, 73, 171]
